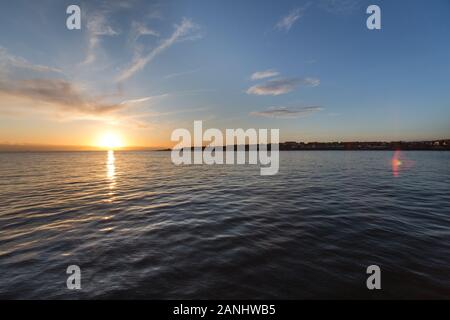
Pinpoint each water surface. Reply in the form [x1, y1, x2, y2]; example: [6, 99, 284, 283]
[0, 151, 449, 299]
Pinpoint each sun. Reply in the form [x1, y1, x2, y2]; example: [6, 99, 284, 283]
[97, 132, 125, 150]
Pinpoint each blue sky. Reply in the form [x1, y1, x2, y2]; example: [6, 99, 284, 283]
[0, 0, 449, 146]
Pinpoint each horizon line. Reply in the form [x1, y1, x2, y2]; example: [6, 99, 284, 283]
[0, 138, 449, 152]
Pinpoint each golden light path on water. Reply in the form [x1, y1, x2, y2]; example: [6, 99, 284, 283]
[106, 150, 116, 202]
[99, 149, 117, 231]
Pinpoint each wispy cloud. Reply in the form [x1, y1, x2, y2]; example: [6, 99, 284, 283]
[82, 12, 119, 65]
[120, 94, 168, 105]
[250, 69, 280, 80]
[131, 21, 159, 42]
[247, 78, 299, 96]
[120, 96, 152, 105]
[275, 6, 309, 32]
[0, 50, 153, 121]
[164, 68, 200, 79]
[251, 106, 323, 118]
[0, 47, 62, 74]
[302, 77, 320, 87]
[0, 76, 167, 127]
[0, 78, 125, 117]
[117, 18, 201, 82]
[246, 77, 319, 96]
[145, 3, 164, 21]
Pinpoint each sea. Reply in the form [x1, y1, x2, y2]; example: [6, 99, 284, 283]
[0, 150, 449, 299]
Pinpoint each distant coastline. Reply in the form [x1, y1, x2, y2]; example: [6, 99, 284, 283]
[172, 139, 450, 152]
[276, 139, 450, 151]
[1, 139, 449, 152]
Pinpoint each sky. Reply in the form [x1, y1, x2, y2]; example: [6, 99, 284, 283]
[0, 0, 449, 148]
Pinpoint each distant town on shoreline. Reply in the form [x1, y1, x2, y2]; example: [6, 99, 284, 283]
[169, 139, 450, 152]
[275, 139, 450, 151]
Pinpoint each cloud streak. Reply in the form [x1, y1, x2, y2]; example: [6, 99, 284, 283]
[0, 47, 62, 74]
[164, 68, 201, 79]
[251, 106, 323, 118]
[275, 6, 308, 32]
[117, 18, 200, 82]
[131, 21, 160, 42]
[246, 77, 319, 96]
[0, 76, 166, 128]
[82, 12, 119, 65]
[0, 49, 124, 119]
[250, 69, 280, 80]
[120, 94, 168, 105]
[0, 78, 125, 117]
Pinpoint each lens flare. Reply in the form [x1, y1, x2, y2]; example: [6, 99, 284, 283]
[392, 150, 402, 177]
[391, 150, 415, 177]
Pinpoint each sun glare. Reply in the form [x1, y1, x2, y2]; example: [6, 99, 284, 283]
[97, 132, 125, 150]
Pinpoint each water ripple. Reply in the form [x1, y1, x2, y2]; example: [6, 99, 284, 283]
[0, 151, 449, 299]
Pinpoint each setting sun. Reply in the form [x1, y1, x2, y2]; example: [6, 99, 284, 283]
[97, 132, 125, 149]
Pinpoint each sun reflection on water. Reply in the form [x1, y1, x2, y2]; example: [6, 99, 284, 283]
[107, 150, 115, 180]
[106, 150, 116, 201]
